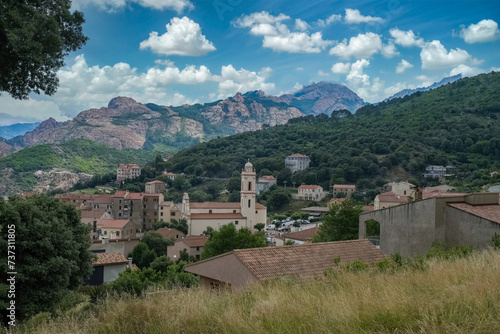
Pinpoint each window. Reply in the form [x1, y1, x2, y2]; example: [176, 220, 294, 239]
[196, 247, 200, 251]
[104, 231, 107, 235]
[248, 199, 251, 208]
[118, 213, 121, 217]
[154, 212, 157, 216]
[235, 221, 239, 225]
[116, 231, 120, 237]
[154, 205, 158, 209]
[209, 210, 213, 214]
[161, 212, 163, 216]
[171, 212, 175, 216]
[233, 210, 236, 213]
[248, 181, 252, 191]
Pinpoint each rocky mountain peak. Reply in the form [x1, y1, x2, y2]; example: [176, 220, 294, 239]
[108, 96, 140, 109]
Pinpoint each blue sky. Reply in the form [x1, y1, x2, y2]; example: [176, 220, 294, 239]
[1, 0, 499, 125]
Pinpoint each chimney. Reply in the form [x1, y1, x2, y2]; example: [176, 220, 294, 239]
[128, 257, 133, 268]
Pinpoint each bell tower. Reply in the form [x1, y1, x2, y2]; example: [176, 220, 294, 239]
[240, 161, 256, 229]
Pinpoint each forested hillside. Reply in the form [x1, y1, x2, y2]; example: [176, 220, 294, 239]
[168, 72, 500, 197]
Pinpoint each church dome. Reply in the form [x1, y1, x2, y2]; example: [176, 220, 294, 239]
[245, 161, 253, 168]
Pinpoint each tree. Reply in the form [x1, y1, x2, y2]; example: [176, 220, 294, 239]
[201, 224, 266, 260]
[267, 189, 291, 210]
[129, 242, 157, 269]
[254, 223, 265, 232]
[313, 199, 364, 242]
[0, 1, 88, 99]
[141, 231, 174, 257]
[0, 195, 93, 321]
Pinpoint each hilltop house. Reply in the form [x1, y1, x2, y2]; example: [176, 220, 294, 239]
[360, 192, 500, 257]
[256, 175, 277, 195]
[116, 164, 141, 182]
[180, 162, 267, 235]
[382, 181, 415, 197]
[145, 180, 166, 194]
[97, 219, 136, 240]
[285, 154, 310, 173]
[185, 240, 386, 289]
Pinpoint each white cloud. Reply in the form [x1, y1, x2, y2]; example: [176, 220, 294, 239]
[294, 19, 310, 31]
[331, 62, 351, 74]
[0, 96, 68, 125]
[450, 64, 500, 78]
[296, 67, 304, 71]
[72, 0, 193, 12]
[381, 42, 399, 58]
[318, 70, 330, 77]
[329, 32, 382, 59]
[234, 12, 331, 53]
[458, 19, 500, 44]
[346, 59, 370, 87]
[396, 59, 413, 73]
[316, 14, 342, 27]
[215, 65, 275, 98]
[344, 9, 384, 24]
[140, 17, 216, 56]
[420, 40, 477, 70]
[389, 28, 425, 47]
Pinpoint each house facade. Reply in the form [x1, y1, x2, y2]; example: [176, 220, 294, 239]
[116, 164, 141, 182]
[256, 175, 277, 195]
[332, 184, 356, 198]
[295, 185, 327, 201]
[97, 219, 136, 240]
[167, 235, 209, 261]
[145, 180, 166, 194]
[87, 252, 130, 285]
[285, 154, 310, 173]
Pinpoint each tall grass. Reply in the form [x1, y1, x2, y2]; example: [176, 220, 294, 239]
[8, 249, 500, 334]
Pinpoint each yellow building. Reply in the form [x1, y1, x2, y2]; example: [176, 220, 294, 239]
[180, 162, 267, 235]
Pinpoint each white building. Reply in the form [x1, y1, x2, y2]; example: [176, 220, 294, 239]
[285, 154, 310, 173]
[295, 185, 327, 201]
[256, 175, 277, 195]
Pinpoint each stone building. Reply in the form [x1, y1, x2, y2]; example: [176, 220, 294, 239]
[116, 164, 141, 182]
[332, 184, 356, 198]
[145, 180, 166, 194]
[285, 154, 310, 173]
[295, 185, 327, 201]
[256, 175, 277, 195]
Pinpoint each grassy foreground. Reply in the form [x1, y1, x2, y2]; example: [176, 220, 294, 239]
[9, 249, 500, 334]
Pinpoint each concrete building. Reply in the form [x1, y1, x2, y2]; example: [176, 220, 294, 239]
[332, 184, 356, 198]
[97, 219, 136, 240]
[180, 162, 267, 235]
[256, 175, 277, 195]
[117, 164, 141, 182]
[374, 192, 408, 210]
[145, 180, 166, 194]
[359, 193, 500, 257]
[112, 191, 144, 229]
[383, 181, 415, 197]
[89, 237, 140, 258]
[163, 172, 176, 180]
[167, 235, 209, 261]
[156, 227, 185, 241]
[87, 252, 131, 285]
[80, 211, 112, 240]
[285, 154, 310, 173]
[185, 240, 386, 289]
[295, 185, 327, 201]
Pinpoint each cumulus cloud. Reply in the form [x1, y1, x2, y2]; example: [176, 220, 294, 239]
[331, 62, 351, 74]
[381, 42, 399, 58]
[72, 0, 193, 12]
[389, 28, 424, 47]
[0, 96, 68, 125]
[458, 19, 500, 43]
[318, 70, 330, 77]
[449, 64, 500, 78]
[215, 65, 275, 98]
[234, 11, 331, 53]
[346, 59, 371, 86]
[316, 14, 342, 27]
[420, 40, 477, 70]
[396, 59, 413, 73]
[294, 19, 310, 31]
[329, 32, 382, 59]
[139, 17, 216, 56]
[344, 9, 384, 24]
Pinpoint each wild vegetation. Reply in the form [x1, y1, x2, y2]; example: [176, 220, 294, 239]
[7, 246, 500, 333]
[166, 72, 500, 202]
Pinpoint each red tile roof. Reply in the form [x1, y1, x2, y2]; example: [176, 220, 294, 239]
[259, 175, 276, 180]
[163, 172, 176, 176]
[448, 202, 500, 224]
[282, 227, 318, 242]
[92, 195, 114, 204]
[377, 192, 408, 203]
[333, 184, 356, 189]
[156, 227, 185, 239]
[94, 252, 128, 265]
[255, 203, 266, 210]
[97, 219, 131, 229]
[299, 185, 320, 189]
[422, 190, 467, 199]
[80, 211, 105, 219]
[190, 202, 241, 209]
[181, 235, 209, 247]
[287, 153, 308, 158]
[191, 213, 245, 220]
[146, 180, 165, 184]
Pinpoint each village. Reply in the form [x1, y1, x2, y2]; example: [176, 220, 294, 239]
[46, 153, 500, 288]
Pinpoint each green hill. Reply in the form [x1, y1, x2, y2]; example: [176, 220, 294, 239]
[168, 72, 500, 197]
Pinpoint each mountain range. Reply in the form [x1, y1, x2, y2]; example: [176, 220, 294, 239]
[0, 122, 40, 139]
[383, 74, 462, 102]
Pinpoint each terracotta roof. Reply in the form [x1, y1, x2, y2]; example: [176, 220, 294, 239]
[299, 185, 320, 189]
[422, 191, 467, 199]
[156, 227, 185, 239]
[190, 202, 241, 209]
[186, 239, 386, 281]
[126, 193, 144, 200]
[287, 153, 308, 158]
[143, 193, 162, 197]
[377, 192, 408, 203]
[259, 175, 276, 180]
[363, 206, 374, 212]
[146, 180, 165, 184]
[92, 195, 113, 204]
[97, 219, 131, 229]
[282, 227, 318, 241]
[255, 202, 266, 210]
[333, 184, 356, 189]
[181, 235, 209, 247]
[56, 193, 93, 200]
[94, 252, 128, 265]
[163, 172, 176, 176]
[448, 203, 500, 224]
[329, 198, 346, 205]
[113, 191, 128, 198]
[300, 206, 329, 212]
[191, 213, 245, 220]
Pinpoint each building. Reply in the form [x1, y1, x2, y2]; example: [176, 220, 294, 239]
[97, 219, 136, 240]
[180, 162, 267, 235]
[299, 206, 328, 216]
[167, 235, 209, 261]
[145, 180, 166, 194]
[116, 163, 141, 182]
[422, 165, 457, 179]
[80, 211, 112, 240]
[156, 227, 185, 241]
[89, 237, 140, 258]
[163, 172, 176, 180]
[382, 181, 415, 197]
[285, 154, 310, 173]
[276, 227, 318, 246]
[295, 185, 327, 201]
[374, 192, 409, 210]
[87, 252, 131, 285]
[359, 192, 500, 257]
[256, 175, 277, 195]
[332, 185, 356, 198]
[185, 240, 386, 289]
[112, 191, 144, 229]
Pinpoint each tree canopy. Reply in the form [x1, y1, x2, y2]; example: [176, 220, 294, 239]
[201, 223, 267, 260]
[313, 199, 364, 242]
[0, 1, 88, 99]
[0, 195, 94, 321]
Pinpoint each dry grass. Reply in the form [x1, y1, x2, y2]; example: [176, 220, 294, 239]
[8, 249, 500, 334]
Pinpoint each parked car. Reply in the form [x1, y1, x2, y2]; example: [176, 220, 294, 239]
[266, 224, 275, 230]
[301, 220, 310, 225]
[278, 226, 289, 232]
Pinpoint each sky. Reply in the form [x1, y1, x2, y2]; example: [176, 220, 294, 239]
[1, 0, 500, 125]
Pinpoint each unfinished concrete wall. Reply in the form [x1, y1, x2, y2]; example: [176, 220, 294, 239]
[360, 199, 437, 257]
[445, 206, 500, 248]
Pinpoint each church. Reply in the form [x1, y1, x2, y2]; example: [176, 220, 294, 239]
[180, 162, 268, 235]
